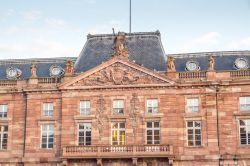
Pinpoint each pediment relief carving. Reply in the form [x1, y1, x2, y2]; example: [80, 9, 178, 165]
[69, 62, 172, 87]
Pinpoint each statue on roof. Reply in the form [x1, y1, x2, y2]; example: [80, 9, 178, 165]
[167, 56, 176, 72]
[65, 59, 74, 76]
[113, 32, 129, 58]
[208, 56, 215, 71]
[30, 63, 37, 78]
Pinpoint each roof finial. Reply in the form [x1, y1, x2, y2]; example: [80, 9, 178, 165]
[113, 32, 129, 58]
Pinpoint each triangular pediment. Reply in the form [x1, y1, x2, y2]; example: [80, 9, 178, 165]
[60, 58, 175, 90]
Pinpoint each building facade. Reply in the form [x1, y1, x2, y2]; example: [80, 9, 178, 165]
[0, 31, 250, 166]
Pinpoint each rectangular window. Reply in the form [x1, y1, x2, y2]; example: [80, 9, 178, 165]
[78, 123, 92, 145]
[0, 105, 8, 118]
[146, 122, 160, 144]
[187, 121, 202, 146]
[147, 99, 158, 113]
[41, 124, 54, 149]
[113, 100, 124, 114]
[43, 103, 54, 116]
[240, 97, 250, 111]
[187, 98, 199, 112]
[0, 126, 8, 150]
[112, 122, 125, 145]
[239, 119, 250, 145]
[80, 101, 91, 115]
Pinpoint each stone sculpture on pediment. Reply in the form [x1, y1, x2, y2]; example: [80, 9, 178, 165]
[113, 32, 129, 58]
[71, 62, 166, 87]
[65, 59, 74, 76]
[208, 56, 215, 71]
[30, 63, 37, 78]
[167, 56, 176, 72]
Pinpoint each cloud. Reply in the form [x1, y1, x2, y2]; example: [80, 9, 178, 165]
[44, 18, 67, 28]
[0, 26, 20, 35]
[227, 37, 250, 49]
[20, 10, 42, 21]
[0, 39, 75, 59]
[88, 20, 125, 34]
[191, 32, 221, 45]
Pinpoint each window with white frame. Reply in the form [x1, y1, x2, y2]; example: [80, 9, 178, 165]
[147, 99, 158, 113]
[112, 122, 125, 145]
[0, 105, 8, 118]
[187, 121, 202, 146]
[0, 125, 8, 150]
[78, 123, 92, 145]
[146, 122, 160, 144]
[187, 98, 199, 112]
[43, 103, 54, 116]
[80, 101, 91, 115]
[240, 97, 250, 111]
[239, 119, 250, 145]
[41, 124, 54, 149]
[113, 100, 124, 114]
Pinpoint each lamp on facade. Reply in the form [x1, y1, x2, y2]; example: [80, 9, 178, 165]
[219, 155, 224, 166]
[233, 155, 238, 166]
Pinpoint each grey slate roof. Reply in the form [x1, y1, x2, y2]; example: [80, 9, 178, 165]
[74, 31, 167, 73]
[0, 57, 76, 80]
[168, 50, 250, 72]
[0, 31, 250, 80]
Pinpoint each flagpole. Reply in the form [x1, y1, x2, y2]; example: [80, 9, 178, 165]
[129, 0, 132, 33]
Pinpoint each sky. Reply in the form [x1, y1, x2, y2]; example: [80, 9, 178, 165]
[0, 0, 250, 59]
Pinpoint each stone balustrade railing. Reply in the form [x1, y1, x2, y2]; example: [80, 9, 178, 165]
[38, 77, 61, 84]
[63, 144, 172, 158]
[178, 71, 207, 80]
[230, 70, 250, 79]
[0, 80, 17, 86]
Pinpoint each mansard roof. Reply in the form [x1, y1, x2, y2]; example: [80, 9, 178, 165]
[0, 57, 76, 80]
[168, 50, 250, 71]
[74, 31, 167, 73]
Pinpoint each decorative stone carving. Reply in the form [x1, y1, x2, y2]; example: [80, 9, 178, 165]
[208, 56, 215, 71]
[167, 56, 176, 72]
[30, 63, 37, 78]
[113, 32, 129, 58]
[71, 62, 166, 87]
[96, 95, 105, 141]
[130, 93, 140, 140]
[65, 59, 74, 76]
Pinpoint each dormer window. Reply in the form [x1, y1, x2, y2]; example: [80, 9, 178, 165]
[186, 60, 200, 71]
[235, 58, 249, 70]
[49, 65, 64, 77]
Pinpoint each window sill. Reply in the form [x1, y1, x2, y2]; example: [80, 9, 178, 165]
[74, 115, 95, 120]
[144, 113, 164, 118]
[39, 117, 56, 122]
[234, 111, 250, 117]
[185, 145, 205, 149]
[0, 118, 9, 123]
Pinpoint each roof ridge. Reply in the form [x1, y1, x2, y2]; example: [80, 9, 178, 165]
[167, 50, 250, 58]
[87, 31, 161, 39]
[0, 57, 77, 65]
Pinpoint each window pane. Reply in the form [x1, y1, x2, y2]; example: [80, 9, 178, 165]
[41, 124, 54, 149]
[187, 121, 193, 127]
[147, 122, 152, 128]
[78, 123, 92, 145]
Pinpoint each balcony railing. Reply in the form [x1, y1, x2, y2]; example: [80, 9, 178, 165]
[0, 80, 17, 86]
[178, 71, 207, 80]
[230, 70, 250, 79]
[38, 77, 61, 84]
[62, 144, 173, 158]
